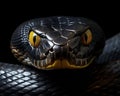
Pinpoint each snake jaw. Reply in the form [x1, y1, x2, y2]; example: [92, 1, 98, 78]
[11, 46, 96, 69]
[31, 56, 96, 69]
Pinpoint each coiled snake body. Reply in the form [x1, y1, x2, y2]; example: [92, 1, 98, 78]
[0, 16, 120, 95]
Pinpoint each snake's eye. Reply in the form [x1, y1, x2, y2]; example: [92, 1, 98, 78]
[28, 31, 41, 48]
[81, 29, 92, 45]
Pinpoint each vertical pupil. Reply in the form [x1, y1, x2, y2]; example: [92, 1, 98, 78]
[84, 34, 88, 42]
[33, 36, 36, 44]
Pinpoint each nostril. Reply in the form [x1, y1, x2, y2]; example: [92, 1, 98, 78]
[45, 50, 49, 55]
[49, 47, 54, 52]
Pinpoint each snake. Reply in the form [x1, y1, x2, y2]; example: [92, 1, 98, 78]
[0, 16, 120, 96]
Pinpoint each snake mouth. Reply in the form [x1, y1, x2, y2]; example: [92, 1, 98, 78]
[11, 46, 96, 69]
[33, 56, 96, 69]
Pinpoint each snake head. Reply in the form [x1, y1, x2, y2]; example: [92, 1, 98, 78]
[11, 16, 105, 70]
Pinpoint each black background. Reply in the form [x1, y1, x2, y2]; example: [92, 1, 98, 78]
[0, 1, 119, 64]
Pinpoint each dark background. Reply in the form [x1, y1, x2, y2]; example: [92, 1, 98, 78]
[0, 2, 119, 64]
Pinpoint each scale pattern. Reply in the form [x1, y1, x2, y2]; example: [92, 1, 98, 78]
[0, 33, 120, 96]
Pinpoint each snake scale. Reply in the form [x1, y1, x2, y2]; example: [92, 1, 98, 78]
[0, 16, 120, 96]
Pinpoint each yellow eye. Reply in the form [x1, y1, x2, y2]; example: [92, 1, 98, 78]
[28, 31, 41, 48]
[81, 29, 92, 45]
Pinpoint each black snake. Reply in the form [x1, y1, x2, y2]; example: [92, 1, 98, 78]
[0, 16, 120, 96]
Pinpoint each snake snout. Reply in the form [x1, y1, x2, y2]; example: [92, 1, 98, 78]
[52, 45, 69, 60]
